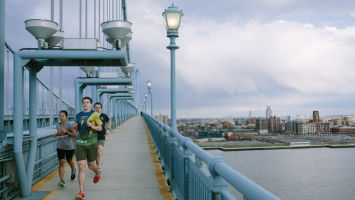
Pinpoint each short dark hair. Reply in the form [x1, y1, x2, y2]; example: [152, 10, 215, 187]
[94, 102, 102, 108]
[59, 110, 68, 117]
[82, 97, 92, 103]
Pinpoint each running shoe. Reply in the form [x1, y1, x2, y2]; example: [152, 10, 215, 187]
[93, 174, 101, 184]
[71, 168, 76, 180]
[57, 179, 66, 187]
[75, 192, 85, 200]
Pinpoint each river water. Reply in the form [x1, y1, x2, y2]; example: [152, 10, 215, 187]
[209, 148, 355, 200]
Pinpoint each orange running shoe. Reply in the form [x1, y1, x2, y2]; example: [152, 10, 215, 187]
[75, 191, 85, 200]
[93, 174, 101, 184]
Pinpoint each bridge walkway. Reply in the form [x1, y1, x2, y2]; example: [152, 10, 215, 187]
[34, 116, 172, 200]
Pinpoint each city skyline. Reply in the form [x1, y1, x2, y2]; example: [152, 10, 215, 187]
[4, 0, 355, 117]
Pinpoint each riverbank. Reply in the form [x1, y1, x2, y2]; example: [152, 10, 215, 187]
[201, 143, 355, 151]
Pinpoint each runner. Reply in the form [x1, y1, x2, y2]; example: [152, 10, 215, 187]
[94, 102, 111, 171]
[72, 97, 102, 200]
[53, 110, 76, 187]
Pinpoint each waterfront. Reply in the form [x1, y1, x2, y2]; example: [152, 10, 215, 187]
[210, 148, 355, 200]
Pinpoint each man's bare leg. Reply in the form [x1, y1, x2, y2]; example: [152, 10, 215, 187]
[96, 145, 104, 169]
[77, 160, 86, 193]
[88, 161, 100, 175]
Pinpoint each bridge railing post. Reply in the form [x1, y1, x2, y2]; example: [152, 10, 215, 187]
[182, 139, 192, 200]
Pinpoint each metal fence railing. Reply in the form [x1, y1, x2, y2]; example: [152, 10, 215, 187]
[143, 113, 281, 200]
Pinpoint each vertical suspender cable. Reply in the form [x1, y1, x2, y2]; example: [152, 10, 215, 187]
[122, 0, 130, 62]
[112, 0, 114, 20]
[98, 0, 102, 74]
[49, 0, 54, 127]
[106, 0, 109, 22]
[109, 0, 111, 20]
[117, 0, 122, 20]
[51, 0, 54, 21]
[80, 0, 82, 38]
[94, 0, 97, 39]
[85, 0, 88, 38]
[99, 0, 101, 43]
[79, 0, 82, 78]
[116, 0, 119, 20]
[59, 0, 63, 108]
[0, 0, 5, 141]
[59, 0, 63, 30]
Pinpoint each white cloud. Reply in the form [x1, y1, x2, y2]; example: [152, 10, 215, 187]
[177, 20, 355, 95]
[127, 0, 355, 117]
[8, 0, 355, 117]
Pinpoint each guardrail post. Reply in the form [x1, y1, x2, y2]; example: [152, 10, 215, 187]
[166, 131, 177, 193]
[208, 157, 229, 200]
[182, 138, 193, 200]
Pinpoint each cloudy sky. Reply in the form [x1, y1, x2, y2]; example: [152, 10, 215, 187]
[5, 0, 355, 118]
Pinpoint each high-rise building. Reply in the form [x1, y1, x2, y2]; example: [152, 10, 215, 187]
[313, 111, 320, 122]
[249, 111, 252, 118]
[256, 118, 268, 134]
[266, 106, 272, 118]
[268, 116, 281, 133]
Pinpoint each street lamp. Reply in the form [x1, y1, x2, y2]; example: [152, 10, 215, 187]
[144, 94, 148, 113]
[163, 3, 183, 131]
[146, 80, 153, 116]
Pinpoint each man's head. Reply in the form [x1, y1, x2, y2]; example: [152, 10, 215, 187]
[94, 102, 102, 113]
[59, 110, 68, 123]
[82, 97, 92, 111]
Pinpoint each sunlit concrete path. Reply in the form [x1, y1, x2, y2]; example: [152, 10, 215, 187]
[36, 116, 171, 200]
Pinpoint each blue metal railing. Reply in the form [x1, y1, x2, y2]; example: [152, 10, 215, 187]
[143, 114, 280, 200]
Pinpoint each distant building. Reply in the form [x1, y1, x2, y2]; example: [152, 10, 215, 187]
[268, 116, 281, 133]
[329, 116, 355, 126]
[287, 115, 292, 122]
[313, 111, 320, 122]
[330, 126, 355, 134]
[285, 121, 330, 135]
[266, 106, 272, 118]
[256, 118, 268, 134]
[156, 114, 169, 125]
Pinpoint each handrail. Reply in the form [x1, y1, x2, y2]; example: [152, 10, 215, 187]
[143, 113, 280, 200]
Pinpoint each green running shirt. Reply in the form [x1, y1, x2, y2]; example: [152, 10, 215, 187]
[75, 110, 102, 146]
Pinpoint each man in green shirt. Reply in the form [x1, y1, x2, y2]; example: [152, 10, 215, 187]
[73, 97, 102, 200]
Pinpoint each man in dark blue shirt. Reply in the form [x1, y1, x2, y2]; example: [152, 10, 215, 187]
[94, 102, 111, 171]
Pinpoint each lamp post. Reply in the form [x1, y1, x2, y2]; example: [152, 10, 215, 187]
[144, 94, 147, 113]
[147, 80, 153, 116]
[163, 3, 183, 131]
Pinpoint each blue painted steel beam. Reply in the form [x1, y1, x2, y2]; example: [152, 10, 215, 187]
[13, 54, 29, 197]
[97, 88, 129, 102]
[16, 50, 128, 66]
[109, 94, 133, 99]
[76, 78, 132, 86]
[27, 69, 38, 192]
[74, 78, 132, 113]
[35, 59, 126, 67]
[0, 0, 5, 142]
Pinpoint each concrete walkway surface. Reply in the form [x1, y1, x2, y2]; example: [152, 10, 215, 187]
[35, 116, 171, 200]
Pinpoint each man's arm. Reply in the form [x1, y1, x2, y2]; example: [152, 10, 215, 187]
[106, 119, 112, 135]
[87, 122, 102, 132]
[86, 112, 103, 132]
[72, 122, 78, 131]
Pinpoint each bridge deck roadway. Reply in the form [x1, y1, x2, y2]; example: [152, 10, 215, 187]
[35, 116, 171, 200]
